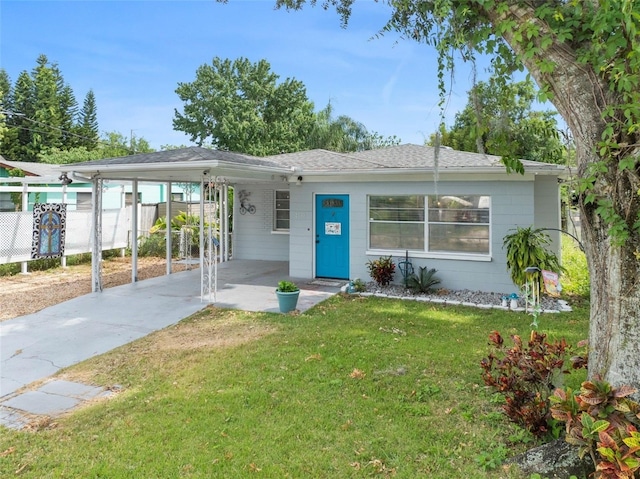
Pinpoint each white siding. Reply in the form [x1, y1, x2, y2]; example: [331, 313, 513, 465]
[534, 175, 562, 257]
[232, 183, 289, 261]
[232, 176, 561, 294]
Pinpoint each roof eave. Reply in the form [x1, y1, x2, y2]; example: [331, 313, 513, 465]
[66, 159, 294, 178]
[298, 166, 565, 177]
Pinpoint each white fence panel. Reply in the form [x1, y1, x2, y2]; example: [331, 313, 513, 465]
[0, 208, 131, 264]
[0, 212, 33, 263]
[63, 211, 93, 256]
[103, 208, 130, 250]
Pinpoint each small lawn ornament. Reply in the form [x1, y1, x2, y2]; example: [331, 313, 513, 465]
[509, 293, 519, 310]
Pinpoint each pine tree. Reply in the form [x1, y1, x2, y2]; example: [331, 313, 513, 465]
[7, 71, 35, 160]
[31, 54, 63, 157]
[78, 90, 99, 149]
[58, 83, 78, 148]
[0, 69, 16, 154]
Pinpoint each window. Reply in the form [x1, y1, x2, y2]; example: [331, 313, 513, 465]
[274, 190, 290, 231]
[369, 195, 425, 249]
[125, 192, 142, 206]
[368, 195, 490, 255]
[76, 192, 92, 210]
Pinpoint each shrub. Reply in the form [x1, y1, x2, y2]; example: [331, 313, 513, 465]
[480, 330, 586, 438]
[138, 233, 179, 257]
[550, 379, 640, 478]
[151, 211, 201, 233]
[352, 278, 366, 292]
[406, 266, 440, 293]
[561, 240, 590, 298]
[151, 211, 207, 254]
[366, 256, 395, 286]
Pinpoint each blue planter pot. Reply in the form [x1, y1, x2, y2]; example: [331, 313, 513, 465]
[276, 290, 300, 313]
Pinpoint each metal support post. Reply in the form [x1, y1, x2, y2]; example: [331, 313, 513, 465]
[131, 180, 138, 283]
[91, 177, 103, 292]
[166, 181, 172, 275]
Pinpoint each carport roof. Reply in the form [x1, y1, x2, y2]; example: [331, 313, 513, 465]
[64, 144, 565, 183]
[70, 147, 274, 168]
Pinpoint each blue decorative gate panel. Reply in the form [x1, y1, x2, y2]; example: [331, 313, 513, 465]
[32, 203, 67, 259]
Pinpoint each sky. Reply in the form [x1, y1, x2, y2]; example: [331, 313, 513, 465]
[0, 0, 496, 151]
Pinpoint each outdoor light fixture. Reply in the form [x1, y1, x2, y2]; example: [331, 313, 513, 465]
[296, 175, 303, 186]
[59, 173, 73, 185]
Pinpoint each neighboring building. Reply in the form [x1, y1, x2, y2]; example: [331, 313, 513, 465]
[65, 144, 565, 294]
[0, 156, 200, 212]
[0, 157, 61, 211]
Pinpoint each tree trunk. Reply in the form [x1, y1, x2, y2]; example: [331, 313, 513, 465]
[581, 162, 640, 392]
[489, 4, 640, 394]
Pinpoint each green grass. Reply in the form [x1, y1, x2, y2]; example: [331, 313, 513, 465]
[0, 296, 589, 478]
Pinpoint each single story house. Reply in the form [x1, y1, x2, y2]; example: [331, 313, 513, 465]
[63, 144, 564, 295]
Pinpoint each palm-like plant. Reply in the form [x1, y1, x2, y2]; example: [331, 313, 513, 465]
[503, 226, 564, 293]
[406, 266, 440, 293]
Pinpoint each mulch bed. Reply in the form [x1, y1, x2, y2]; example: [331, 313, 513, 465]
[0, 257, 191, 321]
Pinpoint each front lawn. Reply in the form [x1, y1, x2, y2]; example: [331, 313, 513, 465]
[0, 295, 589, 478]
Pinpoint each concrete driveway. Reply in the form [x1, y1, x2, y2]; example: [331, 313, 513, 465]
[0, 260, 343, 399]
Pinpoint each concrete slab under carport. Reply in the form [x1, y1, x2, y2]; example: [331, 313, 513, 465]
[212, 260, 343, 312]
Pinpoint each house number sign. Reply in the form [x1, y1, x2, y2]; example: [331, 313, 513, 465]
[322, 198, 343, 208]
[325, 222, 341, 235]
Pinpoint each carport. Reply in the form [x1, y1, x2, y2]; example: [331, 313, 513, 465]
[62, 147, 301, 302]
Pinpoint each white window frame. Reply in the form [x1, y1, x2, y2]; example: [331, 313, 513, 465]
[124, 192, 142, 206]
[273, 189, 290, 232]
[367, 194, 492, 261]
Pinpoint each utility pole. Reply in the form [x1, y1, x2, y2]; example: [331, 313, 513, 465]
[130, 129, 137, 154]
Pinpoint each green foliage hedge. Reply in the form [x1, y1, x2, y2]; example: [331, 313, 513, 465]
[561, 240, 590, 298]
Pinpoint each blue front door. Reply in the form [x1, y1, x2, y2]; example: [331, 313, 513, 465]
[315, 194, 349, 279]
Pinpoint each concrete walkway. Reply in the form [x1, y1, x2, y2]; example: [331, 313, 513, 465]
[0, 260, 344, 428]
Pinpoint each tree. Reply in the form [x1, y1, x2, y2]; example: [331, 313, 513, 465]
[0, 55, 98, 161]
[173, 57, 315, 156]
[31, 54, 63, 154]
[99, 131, 152, 156]
[8, 71, 36, 160]
[0, 70, 11, 147]
[77, 90, 99, 149]
[270, 1, 640, 395]
[38, 146, 103, 165]
[39, 131, 154, 164]
[307, 101, 401, 152]
[58, 84, 79, 148]
[430, 77, 564, 165]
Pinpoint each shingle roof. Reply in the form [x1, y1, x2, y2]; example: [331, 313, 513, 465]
[266, 144, 562, 172]
[67, 144, 564, 179]
[73, 146, 278, 168]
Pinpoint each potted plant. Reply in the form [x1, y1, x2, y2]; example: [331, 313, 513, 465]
[502, 226, 564, 295]
[275, 280, 300, 313]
